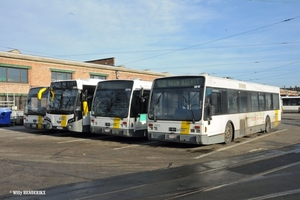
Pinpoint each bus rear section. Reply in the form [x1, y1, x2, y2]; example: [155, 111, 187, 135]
[281, 96, 300, 113]
[45, 79, 99, 132]
[90, 79, 151, 137]
[147, 75, 281, 145]
[24, 87, 49, 130]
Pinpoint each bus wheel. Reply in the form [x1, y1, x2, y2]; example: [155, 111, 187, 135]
[224, 122, 233, 144]
[265, 116, 271, 133]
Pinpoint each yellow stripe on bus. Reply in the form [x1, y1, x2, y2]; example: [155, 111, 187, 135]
[274, 110, 279, 127]
[37, 115, 43, 129]
[61, 115, 67, 127]
[180, 121, 191, 134]
[113, 118, 121, 129]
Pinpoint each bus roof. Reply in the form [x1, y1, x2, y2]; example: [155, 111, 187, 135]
[281, 96, 300, 98]
[50, 79, 101, 88]
[97, 79, 152, 90]
[154, 74, 279, 93]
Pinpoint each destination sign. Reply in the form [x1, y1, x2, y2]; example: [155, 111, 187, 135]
[51, 80, 77, 90]
[154, 77, 204, 88]
[98, 80, 133, 90]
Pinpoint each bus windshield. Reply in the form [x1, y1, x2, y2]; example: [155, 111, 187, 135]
[47, 81, 80, 114]
[149, 77, 205, 121]
[25, 87, 48, 115]
[92, 89, 131, 118]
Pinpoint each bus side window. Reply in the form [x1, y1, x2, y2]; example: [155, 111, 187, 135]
[205, 88, 222, 116]
[238, 91, 248, 113]
[221, 90, 228, 114]
[204, 88, 212, 120]
[251, 92, 259, 112]
[204, 97, 211, 120]
[258, 93, 266, 111]
[272, 94, 279, 110]
[265, 93, 271, 110]
[211, 92, 222, 115]
[227, 89, 238, 114]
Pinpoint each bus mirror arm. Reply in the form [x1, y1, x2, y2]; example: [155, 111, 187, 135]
[206, 105, 214, 123]
[82, 89, 88, 101]
[207, 118, 211, 125]
[139, 88, 146, 102]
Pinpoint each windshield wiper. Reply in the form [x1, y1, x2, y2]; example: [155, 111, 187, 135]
[182, 95, 195, 124]
[154, 93, 163, 122]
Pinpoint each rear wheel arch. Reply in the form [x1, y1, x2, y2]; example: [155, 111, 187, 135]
[265, 115, 271, 133]
[224, 121, 234, 144]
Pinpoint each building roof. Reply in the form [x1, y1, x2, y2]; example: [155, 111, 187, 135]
[0, 51, 169, 77]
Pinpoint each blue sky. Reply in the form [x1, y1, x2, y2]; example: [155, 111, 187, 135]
[1, 0, 300, 88]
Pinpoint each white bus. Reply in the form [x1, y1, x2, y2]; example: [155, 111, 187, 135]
[281, 96, 300, 113]
[147, 74, 281, 145]
[45, 79, 100, 132]
[90, 79, 152, 137]
[24, 87, 49, 130]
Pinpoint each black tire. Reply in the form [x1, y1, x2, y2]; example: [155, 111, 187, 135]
[265, 116, 271, 133]
[224, 122, 233, 144]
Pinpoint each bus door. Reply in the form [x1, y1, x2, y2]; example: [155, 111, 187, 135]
[81, 86, 95, 131]
[130, 90, 150, 133]
[204, 88, 224, 136]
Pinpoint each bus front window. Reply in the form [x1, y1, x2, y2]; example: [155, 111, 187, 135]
[92, 89, 131, 118]
[25, 88, 48, 115]
[149, 88, 203, 121]
[47, 88, 79, 114]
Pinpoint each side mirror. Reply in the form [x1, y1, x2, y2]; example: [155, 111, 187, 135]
[207, 105, 214, 121]
[82, 90, 88, 101]
[139, 87, 145, 102]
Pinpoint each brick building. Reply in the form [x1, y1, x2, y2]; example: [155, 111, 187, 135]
[0, 50, 169, 111]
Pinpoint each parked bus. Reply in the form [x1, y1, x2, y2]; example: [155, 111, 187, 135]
[45, 79, 100, 132]
[90, 79, 152, 137]
[24, 87, 49, 129]
[281, 96, 300, 113]
[147, 74, 281, 145]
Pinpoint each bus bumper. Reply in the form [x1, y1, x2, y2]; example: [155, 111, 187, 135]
[24, 123, 48, 130]
[91, 126, 146, 137]
[147, 132, 210, 145]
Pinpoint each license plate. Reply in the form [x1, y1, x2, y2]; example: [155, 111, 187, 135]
[168, 134, 177, 139]
[104, 128, 110, 133]
[32, 124, 36, 128]
[56, 126, 63, 130]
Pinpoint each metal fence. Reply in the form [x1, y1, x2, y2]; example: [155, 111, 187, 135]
[0, 94, 24, 125]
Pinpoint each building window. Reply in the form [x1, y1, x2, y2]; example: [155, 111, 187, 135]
[0, 66, 28, 83]
[50, 68, 74, 81]
[90, 72, 108, 80]
[51, 71, 72, 81]
[90, 75, 106, 80]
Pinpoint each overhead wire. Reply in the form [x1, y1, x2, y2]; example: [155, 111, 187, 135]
[248, 69, 300, 82]
[233, 60, 300, 78]
[43, 41, 300, 57]
[2, 41, 298, 58]
[122, 15, 300, 65]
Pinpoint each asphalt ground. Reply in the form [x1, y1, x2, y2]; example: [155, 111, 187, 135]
[0, 113, 299, 199]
